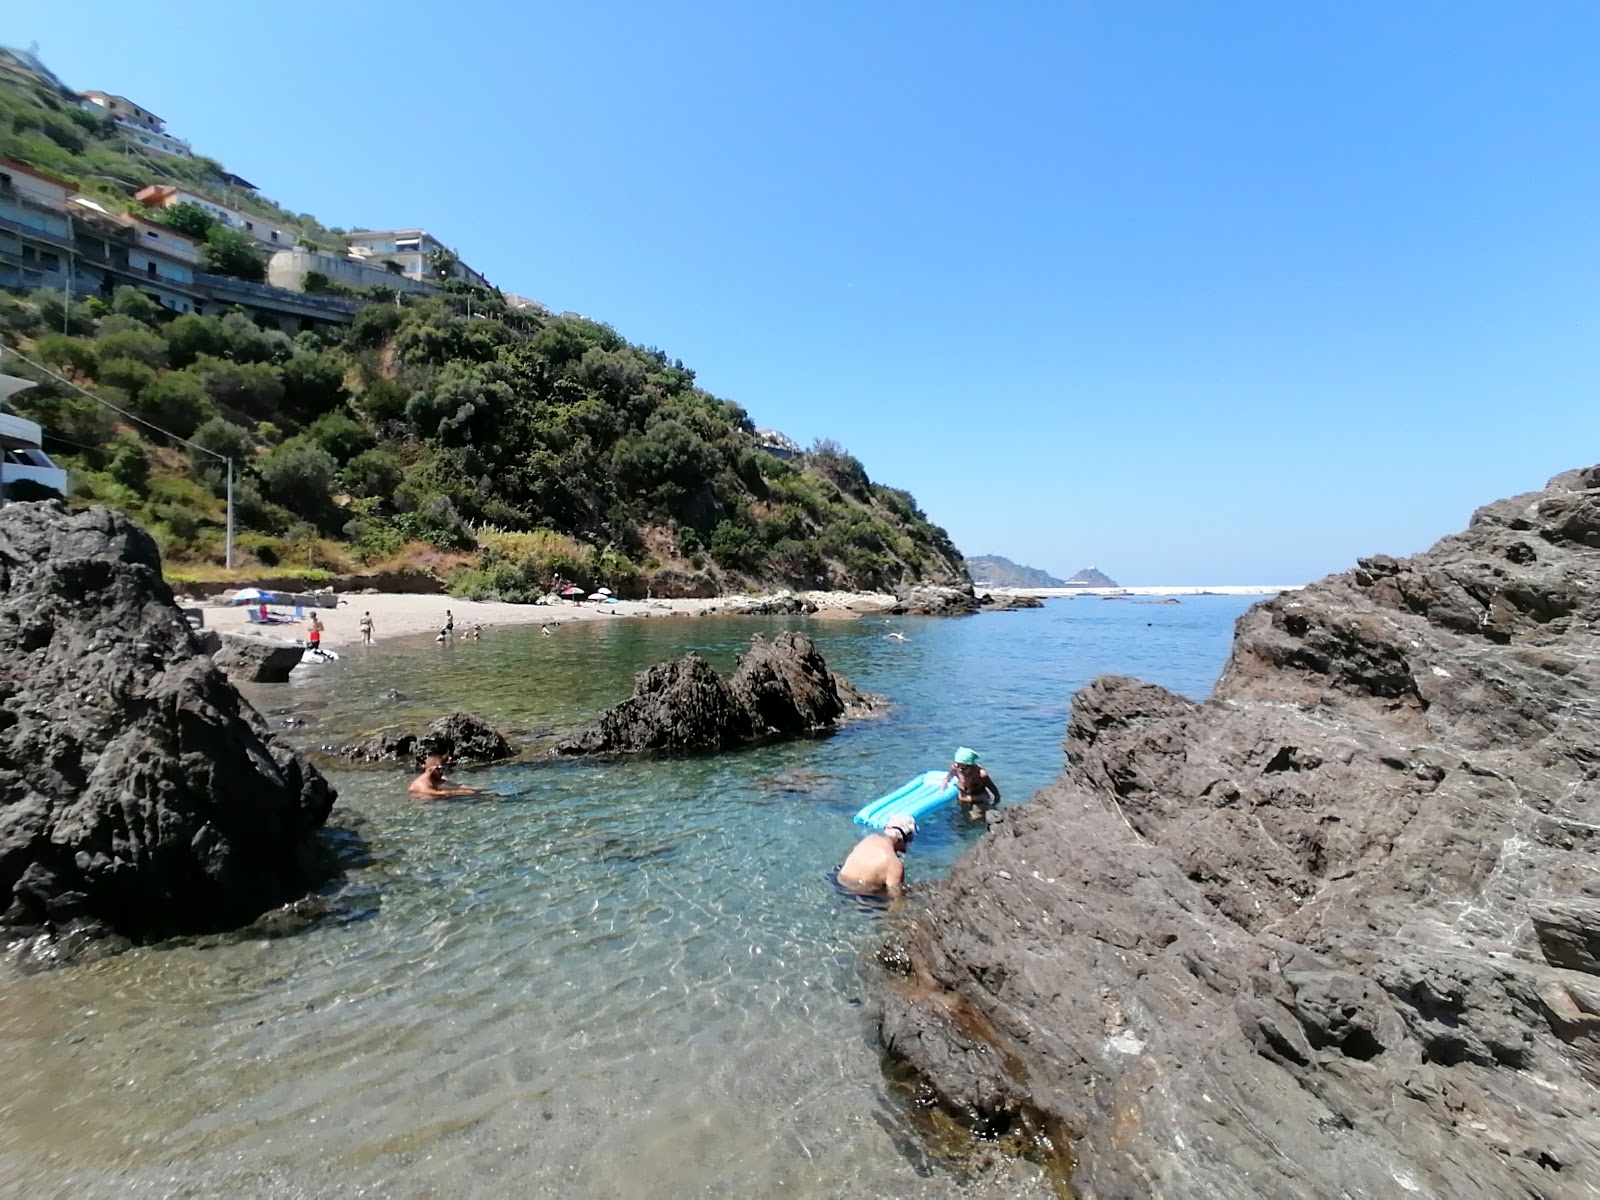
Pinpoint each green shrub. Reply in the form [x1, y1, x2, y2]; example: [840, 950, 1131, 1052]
[192, 357, 284, 418]
[164, 314, 230, 368]
[110, 286, 166, 325]
[97, 357, 156, 398]
[96, 327, 167, 368]
[34, 334, 98, 375]
[136, 372, 212, 438]
[341, 448, 403, 500]
[258, 439, 337, 520]
[107, 439, 150, 491]
[189, 416, 254, 464]
[709, 519, 766, 571]
[307, 410, 370, 463]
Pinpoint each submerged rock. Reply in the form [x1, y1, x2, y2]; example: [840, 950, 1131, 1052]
[557, 631, 878, 755]
[0, 503, 336, 950]
[879, 466, 1600, 1197]
[334, 711, 516, 765]
[213, 631, 304, 683]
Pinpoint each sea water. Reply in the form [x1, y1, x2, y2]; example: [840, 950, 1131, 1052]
[0, 595, 1258, 1197]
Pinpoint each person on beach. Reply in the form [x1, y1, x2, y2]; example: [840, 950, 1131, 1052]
[837, 815, 916, 898]
[359, 611, 374, 645]
[408, 755, 480, 800]
[943, 747, 1000, 817]
[307, 612, 324, 653]
[445, 610, 455, 637]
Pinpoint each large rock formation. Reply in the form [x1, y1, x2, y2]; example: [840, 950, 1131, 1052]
[213, 631, 304, 683]
[0, 503, 336, 950]
[557, 631, 877, 755]
[892, 583, 982, 616]
[879, 467, 1600, 1197]
[333, 711, 517, 765]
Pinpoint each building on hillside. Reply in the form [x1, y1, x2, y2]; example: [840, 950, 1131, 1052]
[0, 158, 77, 293]
[217, 170, 258, 192]
[342, 229, 490, 288]
[135, 184, 288, 247]
[67, 197, 206, 314]
[754, 429, 802, 460]
[0, 372, 67, 501]
[268, 247, 438, 297]
[503, 292, 550, 313]
[79, 90, 193, 158]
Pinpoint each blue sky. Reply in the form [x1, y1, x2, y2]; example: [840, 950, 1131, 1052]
[13, 2, 1600, 583]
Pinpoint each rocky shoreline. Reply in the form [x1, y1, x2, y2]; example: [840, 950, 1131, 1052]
[0, 504, 337, 958]
[878, 466, 1600, 1197]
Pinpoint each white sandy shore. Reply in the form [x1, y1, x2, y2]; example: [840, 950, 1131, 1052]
[193, 589, 900, 649]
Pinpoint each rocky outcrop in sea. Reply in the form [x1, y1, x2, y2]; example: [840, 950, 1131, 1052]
[878, 467, 1600, 1197]
[557, 631, 879, 755]
[0, 503, 336, 953]
[332, 711, 517, 765]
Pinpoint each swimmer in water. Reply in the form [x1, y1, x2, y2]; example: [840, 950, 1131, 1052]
[943, 746, 1000, 819]
[837, 815, 916, 898]
[408, 754, 480, 800]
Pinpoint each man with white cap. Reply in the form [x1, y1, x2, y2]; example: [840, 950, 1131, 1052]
[944, 746, 1001, 818]
[837, 815, 917, 898]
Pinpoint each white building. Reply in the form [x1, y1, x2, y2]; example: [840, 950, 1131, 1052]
[0, 372, 67, 500]
[79, 91, 192, 158]
[342, 229, 491, 289]
[134, 184, 288, 247]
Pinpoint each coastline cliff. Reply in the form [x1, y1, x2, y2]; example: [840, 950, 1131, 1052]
[879, 466, 1600, 1197]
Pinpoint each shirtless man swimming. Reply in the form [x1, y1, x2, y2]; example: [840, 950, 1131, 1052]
[837, 815, 916, 898]
[944, 746, 1000, 817]
[408, 755, 480, 801]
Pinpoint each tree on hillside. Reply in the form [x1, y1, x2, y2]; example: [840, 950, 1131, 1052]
[200, 227, 266, 282]
[157, 202, 217, 241]
[427, 245, 460, 282]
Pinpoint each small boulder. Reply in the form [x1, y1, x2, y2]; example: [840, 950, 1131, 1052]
[215, 632, 304, 683]
[892, 584, 981, 616]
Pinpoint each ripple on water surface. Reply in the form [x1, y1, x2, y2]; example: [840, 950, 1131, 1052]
[0, 597, 1258, 1197]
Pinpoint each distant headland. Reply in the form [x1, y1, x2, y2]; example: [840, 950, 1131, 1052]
[966, 556, 1121, 589]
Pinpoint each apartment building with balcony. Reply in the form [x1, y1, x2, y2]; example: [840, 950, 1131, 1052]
[79, 90, 193, 158]
[342, 229, 491, 289]
[67, 196, 206, 314]
[0, 158, 77, 293]
[134, 184, 289, 247]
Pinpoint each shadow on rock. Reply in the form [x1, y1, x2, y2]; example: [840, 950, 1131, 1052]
[877, 465, 1600, 1198]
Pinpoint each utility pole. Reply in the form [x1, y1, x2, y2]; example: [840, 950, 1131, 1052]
[225, 457, 235, 569]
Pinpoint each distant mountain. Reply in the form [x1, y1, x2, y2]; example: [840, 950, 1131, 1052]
[1065, 566, 1119, 587]
[965, 555, 1065, 588]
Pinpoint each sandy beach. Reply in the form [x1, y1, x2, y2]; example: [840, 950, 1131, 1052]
[194, 589, 899, 648]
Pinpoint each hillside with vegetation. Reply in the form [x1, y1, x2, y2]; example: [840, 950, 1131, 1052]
[0, 54, 965, 597]
[964, 554, 1065, 588]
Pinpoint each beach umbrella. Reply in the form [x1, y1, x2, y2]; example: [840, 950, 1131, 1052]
[231, 587, 276, 605]
[560, 586, 583, 597]
[596, 587, 613, 595]
[588, 592, 609, 602]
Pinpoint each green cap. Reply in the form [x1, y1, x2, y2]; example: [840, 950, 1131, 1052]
[953, 746, 980, 765]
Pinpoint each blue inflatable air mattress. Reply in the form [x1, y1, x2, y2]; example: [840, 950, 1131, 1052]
[854, 769, 958, 829]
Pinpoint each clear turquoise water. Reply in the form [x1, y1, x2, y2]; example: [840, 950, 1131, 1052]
[0, 596, 1259, 1198]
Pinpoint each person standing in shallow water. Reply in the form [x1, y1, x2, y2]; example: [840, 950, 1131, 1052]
[944, 746, 1000, 818]
[307, 612, 324, 653]
[359, 611, 374, 645]
[837, 815, 916, 898]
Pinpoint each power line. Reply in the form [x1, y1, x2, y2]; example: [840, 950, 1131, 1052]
[2, 344, 236, 566]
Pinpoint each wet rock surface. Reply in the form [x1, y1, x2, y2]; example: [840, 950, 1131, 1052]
[333, 711, 517, 765]
[879, 466, 1600, 1197]
[977, 592, 1045, 611]
[0, 503, 336, 951]
[557, 631, 878, 755]
[213, 631, 304, 683]
[715, 591, 820, 616]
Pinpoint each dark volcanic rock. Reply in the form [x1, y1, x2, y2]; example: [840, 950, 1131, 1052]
[335, 711, 516, 765]
[892, 583, 982, 616]
[976, 592, 1045, 611]
[557, 631, 876, 755]
[0, 503, 336, 949]
[213, 632, 304, 683]
[879, 467, 1600, 1197]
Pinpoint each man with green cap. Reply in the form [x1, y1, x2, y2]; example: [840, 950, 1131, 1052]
[944, 746, 1001, 818]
